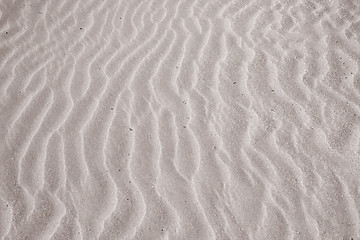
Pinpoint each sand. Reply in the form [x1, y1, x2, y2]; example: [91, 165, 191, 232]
[1, 0, 360, 239]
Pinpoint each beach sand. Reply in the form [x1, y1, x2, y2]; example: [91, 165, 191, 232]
[1, 0, 360, 239]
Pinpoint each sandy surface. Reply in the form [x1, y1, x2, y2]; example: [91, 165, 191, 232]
[1, 0, 360, 239]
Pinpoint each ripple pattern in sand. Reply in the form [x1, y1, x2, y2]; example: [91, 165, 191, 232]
[1, 0, 360, 239]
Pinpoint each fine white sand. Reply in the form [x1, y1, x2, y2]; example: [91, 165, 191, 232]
[1, 0, 360, 239]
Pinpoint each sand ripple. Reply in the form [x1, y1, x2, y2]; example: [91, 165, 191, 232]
[1, 0, 360, 239]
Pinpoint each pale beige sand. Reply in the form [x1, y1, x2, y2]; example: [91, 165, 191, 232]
[1, 0, 360, 239]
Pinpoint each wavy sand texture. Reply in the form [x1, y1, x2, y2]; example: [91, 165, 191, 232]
[1, 0, 360, 239]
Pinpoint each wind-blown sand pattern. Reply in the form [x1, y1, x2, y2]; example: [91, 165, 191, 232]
[1, 0, 360, 239]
